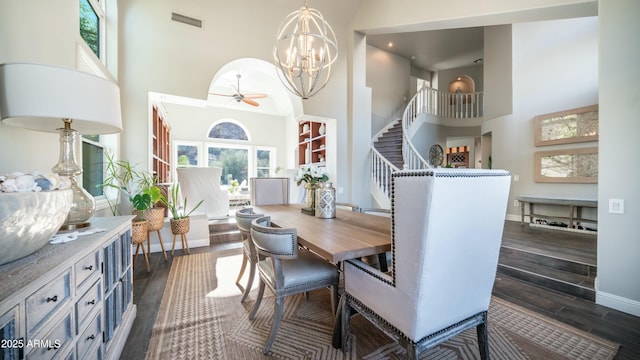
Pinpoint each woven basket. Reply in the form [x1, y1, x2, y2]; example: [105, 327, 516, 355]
[145, 207, 165, 232]
[131, 220, 148, 245]
[170, 218, 190, 235]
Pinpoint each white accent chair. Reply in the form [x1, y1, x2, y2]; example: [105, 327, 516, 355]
[250, 216, 339, 354]
[338, 168, 511, 359]
[250, 177, 290, 205]
[176, 167, 229, 219]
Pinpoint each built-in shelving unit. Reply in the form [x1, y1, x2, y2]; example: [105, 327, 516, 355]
[152, 106, 171, 183]
[298, 119, 327, 167]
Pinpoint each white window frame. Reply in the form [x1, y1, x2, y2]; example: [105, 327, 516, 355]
[172, 140, 278, 190]
[205, 141, 253, 188]
[79, 0, 106, 64]
[254, 146, 277, 178]
[173, 140, 203, 171]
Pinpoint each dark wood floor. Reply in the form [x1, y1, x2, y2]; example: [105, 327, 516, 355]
[120, 221, 640, 360]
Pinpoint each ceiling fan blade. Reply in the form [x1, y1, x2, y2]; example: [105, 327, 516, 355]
[243, 93, 268, 99]
[242, 98, 260, 107]
[209, 92, 234, 97]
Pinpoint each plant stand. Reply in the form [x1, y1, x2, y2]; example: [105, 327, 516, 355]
[145, 207, 168, 260]
[170, 217, 191, 255]
[132, 220, 150, 272]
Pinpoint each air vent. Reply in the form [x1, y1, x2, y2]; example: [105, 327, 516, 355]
[171, 12, 202, 28]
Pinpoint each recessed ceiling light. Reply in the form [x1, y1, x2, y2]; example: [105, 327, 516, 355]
[410, 55, 416, 60]
[388, 42, 393, 47]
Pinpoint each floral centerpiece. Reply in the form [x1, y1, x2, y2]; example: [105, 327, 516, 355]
[295, 165, 329, 209]
[295, 164, 329, 186]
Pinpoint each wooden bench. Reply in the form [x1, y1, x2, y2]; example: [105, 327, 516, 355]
[517, 195, 597, 229]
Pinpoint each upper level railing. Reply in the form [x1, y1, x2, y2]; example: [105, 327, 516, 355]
[402, 86, 484, 170]
[407, 86, 484, 120]
[371, 86, 484, 202]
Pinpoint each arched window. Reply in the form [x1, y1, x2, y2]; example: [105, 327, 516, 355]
[208, 120, 249, 141]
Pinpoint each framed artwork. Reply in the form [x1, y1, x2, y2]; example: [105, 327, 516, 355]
[534, 105, 598, 146]
[534, 147, 598, 183]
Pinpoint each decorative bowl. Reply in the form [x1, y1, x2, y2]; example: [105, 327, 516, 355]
[0, 190, 72, 265]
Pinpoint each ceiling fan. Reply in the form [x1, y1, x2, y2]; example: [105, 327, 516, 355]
[209, 74, 268, 107]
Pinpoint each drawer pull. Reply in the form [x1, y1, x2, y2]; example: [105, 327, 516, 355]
[84, 265, 93, 271]
[88, 299, 96, 305]
[86, 334, 96, 341]
[46, 295, 58, 302]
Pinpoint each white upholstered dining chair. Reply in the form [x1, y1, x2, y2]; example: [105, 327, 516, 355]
[250, 177, 290, 205]
[234, 207, 264, 302]
[338, 168, 511, 359]
[176, 167, 229, 219]
[250, 216, 339, 354]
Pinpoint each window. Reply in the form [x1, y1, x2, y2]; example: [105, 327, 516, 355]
[82, 135, 104, 196]
[256, 148, 276, 178]
[417, 77, 430, 90]
[176, 142, 201, 167]
[208, 120, 249, 141]
[79, 0, 104, 59]
[207, 144, 250, 186]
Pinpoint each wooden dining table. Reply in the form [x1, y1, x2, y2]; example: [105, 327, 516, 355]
[250, 204, 391, 264]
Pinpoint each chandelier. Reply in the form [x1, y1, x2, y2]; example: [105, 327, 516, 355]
[273, 1, 338, 99]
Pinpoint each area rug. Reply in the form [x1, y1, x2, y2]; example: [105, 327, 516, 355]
[145, 251, 619, 360]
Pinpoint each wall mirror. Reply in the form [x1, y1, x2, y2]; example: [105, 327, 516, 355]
[534, 147, 598, 183]
[534, 105, 598, 146]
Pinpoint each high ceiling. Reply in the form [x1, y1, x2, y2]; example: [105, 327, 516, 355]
[161, 28, 486, 116]
[366, 27, 485, 72]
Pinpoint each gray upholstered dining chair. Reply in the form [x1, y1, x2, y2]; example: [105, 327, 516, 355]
[249, 216, 339, 354]
[338, 168, 511, 359]
[234, 207, 264, 303]
[250, 177, 290, 205]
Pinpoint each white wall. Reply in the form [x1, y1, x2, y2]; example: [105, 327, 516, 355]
[485, 17, 599, 221]
[162, 104, 288, 172]
[366, 45, 410, 136]
[0, 0, 93, 174]
[118, 0, 362, 203]
[596, 0, 640, 315]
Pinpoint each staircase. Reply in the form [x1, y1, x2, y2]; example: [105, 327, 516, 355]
[497, 222, 597, 301]
[209, 218, 241, 244]
[373, 120, 403, 169]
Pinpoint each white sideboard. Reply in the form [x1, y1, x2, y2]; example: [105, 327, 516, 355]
[0, 216, 136, 360]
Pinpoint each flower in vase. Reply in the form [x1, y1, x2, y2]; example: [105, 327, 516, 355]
[295, 164, 329, 186]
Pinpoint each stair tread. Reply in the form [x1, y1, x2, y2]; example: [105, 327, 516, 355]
[499, 256, 594, 288]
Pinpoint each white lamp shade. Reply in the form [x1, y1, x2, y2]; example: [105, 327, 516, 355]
[0, 62, 122, 134]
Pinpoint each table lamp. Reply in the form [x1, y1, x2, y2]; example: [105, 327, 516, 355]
[0, 62, 123, 229]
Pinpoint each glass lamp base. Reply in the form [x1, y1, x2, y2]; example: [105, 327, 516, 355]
[54, 124, 95, 230]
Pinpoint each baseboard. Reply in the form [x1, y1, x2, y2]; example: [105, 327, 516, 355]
[145, 214, 210, 253]
[596, 290, 640, 317]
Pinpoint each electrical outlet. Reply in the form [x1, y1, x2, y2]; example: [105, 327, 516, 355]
[513, 175, 519, 182]
[609, 199, 624, 214]
[337, 187, 344, 194]
[514, 200, 520, 207]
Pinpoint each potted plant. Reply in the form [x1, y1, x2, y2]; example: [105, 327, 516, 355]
[100, 153, 166, 259]
[160, 182, 204, 255]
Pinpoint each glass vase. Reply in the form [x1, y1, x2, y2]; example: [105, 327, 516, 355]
[304, 183, 317, 209]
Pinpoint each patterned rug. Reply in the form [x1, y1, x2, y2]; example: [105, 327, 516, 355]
[145, 251, 619, 360]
